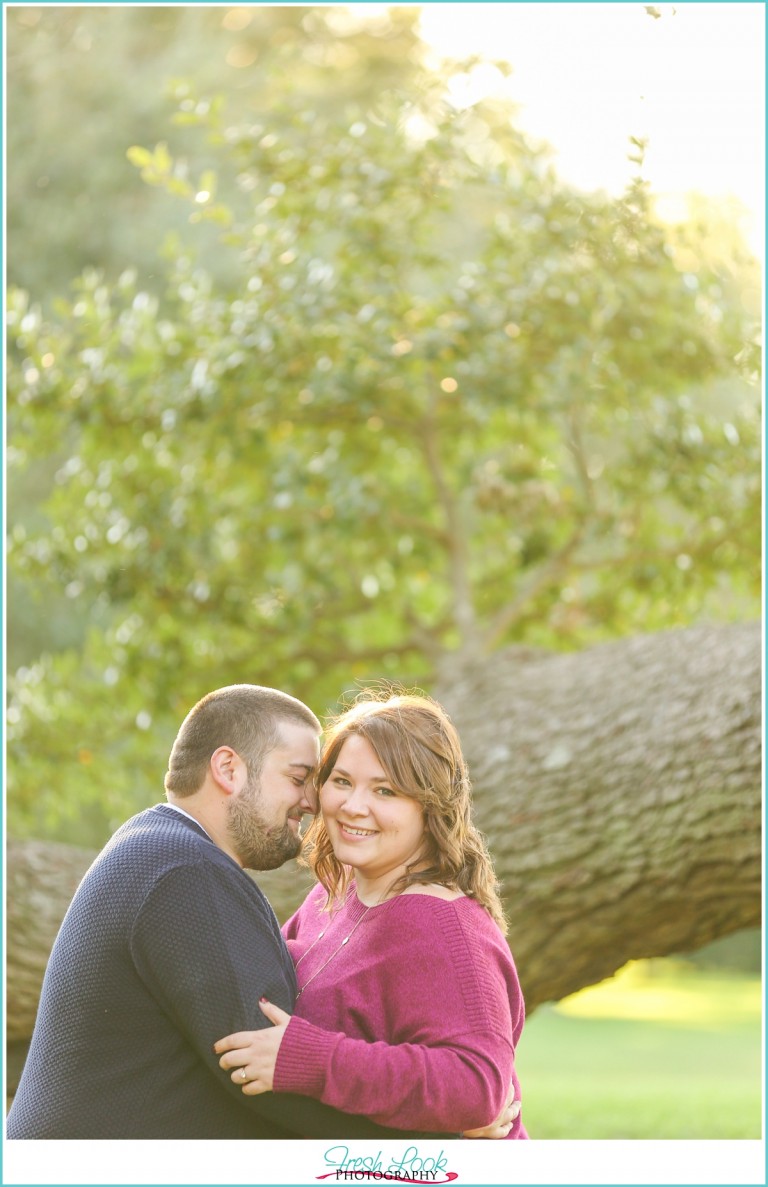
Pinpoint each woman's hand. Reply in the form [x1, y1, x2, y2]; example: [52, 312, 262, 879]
[213, 999, 291, 1095]
[462, 1080, 520, 1139]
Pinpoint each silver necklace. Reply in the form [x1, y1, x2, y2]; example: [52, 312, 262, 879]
[295, 891, 375, 998]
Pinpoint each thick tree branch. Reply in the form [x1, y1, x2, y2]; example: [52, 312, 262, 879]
[437, 619, 762, 1009]
[482, 526, 585, 651]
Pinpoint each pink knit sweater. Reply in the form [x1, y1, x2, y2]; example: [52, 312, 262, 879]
[275, 883, 527, 1138]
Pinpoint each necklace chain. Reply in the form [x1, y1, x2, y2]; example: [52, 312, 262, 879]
[295, 890, 374, 998]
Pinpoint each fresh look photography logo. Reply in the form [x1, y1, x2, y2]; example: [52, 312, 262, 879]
[316, 1145, 458, 1184]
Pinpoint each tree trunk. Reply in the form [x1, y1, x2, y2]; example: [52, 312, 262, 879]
[6, 621, 761, 1056]
[6, 838, 96, 1042]
[436, 620, 762, 1009]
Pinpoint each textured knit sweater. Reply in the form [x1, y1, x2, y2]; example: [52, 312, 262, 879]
[277, 883, 528, 1138]
[6, 806, 433, 1140]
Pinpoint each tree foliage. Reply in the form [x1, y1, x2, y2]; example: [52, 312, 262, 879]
[6, 5, 427, 300]
[6, 9, 760, 847]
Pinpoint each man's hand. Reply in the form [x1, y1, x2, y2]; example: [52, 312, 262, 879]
[462, 1080, 520, 1139]
[214, 999, 290, 1095]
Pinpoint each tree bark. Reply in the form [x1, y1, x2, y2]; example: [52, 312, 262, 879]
[6, 838, 96, 1042]
[436, 619, 762, 1009]
[6, 621, 761, 1052]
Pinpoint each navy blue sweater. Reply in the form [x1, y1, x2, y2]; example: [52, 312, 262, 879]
[7, 805, 428, 1139]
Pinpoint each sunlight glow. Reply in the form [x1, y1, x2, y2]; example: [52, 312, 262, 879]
[556, 960, 762, 1027]
[415, 2, 764, 255]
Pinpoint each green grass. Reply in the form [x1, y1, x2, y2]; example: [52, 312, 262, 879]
[515, 960, 763, 1138]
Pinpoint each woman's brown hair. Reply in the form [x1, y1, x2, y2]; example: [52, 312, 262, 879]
[302, 691, 507, 934]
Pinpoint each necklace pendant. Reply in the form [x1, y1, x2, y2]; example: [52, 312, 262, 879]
[341, 936, 349, 945]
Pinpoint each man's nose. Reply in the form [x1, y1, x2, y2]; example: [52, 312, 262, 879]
[300, 781, 319, 814]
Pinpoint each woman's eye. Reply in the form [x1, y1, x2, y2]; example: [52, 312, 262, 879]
[376, 787, 396, 797]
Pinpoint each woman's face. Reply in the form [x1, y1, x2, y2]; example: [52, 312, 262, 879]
[319, 733, 426, 890]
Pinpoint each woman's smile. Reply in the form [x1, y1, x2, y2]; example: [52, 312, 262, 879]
[338, 823, 379, 839]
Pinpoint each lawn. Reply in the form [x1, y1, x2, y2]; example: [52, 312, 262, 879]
[515, 960, 763, 1139]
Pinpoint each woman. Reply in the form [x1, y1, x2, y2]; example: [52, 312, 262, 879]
[215, 693, 527, 1139]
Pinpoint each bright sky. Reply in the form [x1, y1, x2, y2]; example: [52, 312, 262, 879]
[406, 2, 764, 256]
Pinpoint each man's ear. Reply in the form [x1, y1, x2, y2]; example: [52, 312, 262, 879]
[210, 746, 248, 796]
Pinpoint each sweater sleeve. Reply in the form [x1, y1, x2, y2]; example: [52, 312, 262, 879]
[274, 903, 518, 1133]
[130, 859, 437, 1140]
[276, 1016, 513, 1133]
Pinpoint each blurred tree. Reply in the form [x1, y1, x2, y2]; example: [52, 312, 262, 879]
[6, 43, 760, 846]
[6, 5, 426, 301]
[680, 927, 762, 975]
[4, 2, 433, 671]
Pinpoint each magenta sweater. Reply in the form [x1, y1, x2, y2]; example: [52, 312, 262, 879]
[275, 883, 527, 1138]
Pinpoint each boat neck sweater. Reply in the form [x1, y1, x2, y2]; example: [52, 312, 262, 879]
[6, 806, 435, 1141]
[277, 882, 528, 1139]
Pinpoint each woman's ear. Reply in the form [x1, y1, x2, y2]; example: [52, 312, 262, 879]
[210, 746, 247, 796]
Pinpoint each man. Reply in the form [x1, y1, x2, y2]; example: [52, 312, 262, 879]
[6, 684, 433, 1139]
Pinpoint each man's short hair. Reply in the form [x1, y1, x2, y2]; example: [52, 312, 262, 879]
[164, 684, 320, 797]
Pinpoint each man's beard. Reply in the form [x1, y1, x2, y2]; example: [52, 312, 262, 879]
[227, 774, 302, 871]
